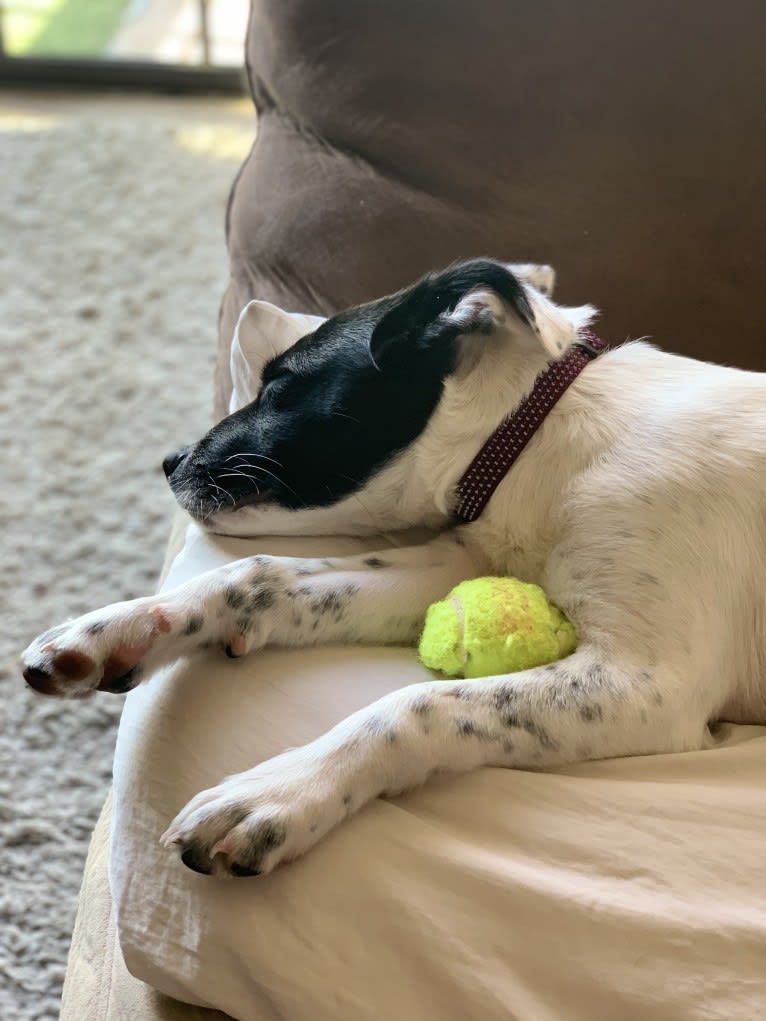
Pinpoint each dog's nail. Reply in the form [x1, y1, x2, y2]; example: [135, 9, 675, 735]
[230, 863, 261, 877]
[225, 635, 247, 658]
[181, 848, 213, 875]
[23, 665, 58, 695]
[23, 665, 49, 683]
[159, 826, 180, 847]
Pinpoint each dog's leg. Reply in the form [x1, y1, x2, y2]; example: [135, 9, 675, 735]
[164, 647, 711, 876]
[21, 533, 484, 698]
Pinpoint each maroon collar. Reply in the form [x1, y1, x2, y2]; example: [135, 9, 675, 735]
[454, 329, 607, 523]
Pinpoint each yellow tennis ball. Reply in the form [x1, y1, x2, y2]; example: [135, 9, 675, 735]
[418, 577, 577, 679]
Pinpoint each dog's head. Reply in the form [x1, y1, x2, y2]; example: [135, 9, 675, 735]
[164, 259, 595, 536]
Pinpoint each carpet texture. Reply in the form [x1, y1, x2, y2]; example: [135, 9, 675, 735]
[0, 94, 253, 1020]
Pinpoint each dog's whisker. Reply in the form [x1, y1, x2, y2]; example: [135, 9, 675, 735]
[224, 452, 284, 468]
[206, 474, 236, 506]
[217, 470, 263, 497]
[335, 476, 384, 532]
[218, 467, 259, 479]
[338, 473, 363, 488]
[218, 465, 301, 502]
[220, 463, 269, 474]
[218, 471, 260, 484]
[221, 463, 294, 492]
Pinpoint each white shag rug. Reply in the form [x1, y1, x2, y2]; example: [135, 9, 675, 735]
[0, 93, 253, 1020]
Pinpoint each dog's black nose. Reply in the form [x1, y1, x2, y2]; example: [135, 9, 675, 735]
[163, 449, 187, 479]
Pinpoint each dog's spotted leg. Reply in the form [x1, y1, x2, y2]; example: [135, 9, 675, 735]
[22, 533, 483, 698]
[163, 648, 712, 877]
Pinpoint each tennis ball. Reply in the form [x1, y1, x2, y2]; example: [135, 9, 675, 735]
[419, 577, 577, 679]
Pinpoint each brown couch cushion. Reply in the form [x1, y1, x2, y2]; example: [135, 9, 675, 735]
[217, 0, 765, 416]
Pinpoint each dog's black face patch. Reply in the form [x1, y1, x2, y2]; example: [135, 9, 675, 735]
[165, 259, 532, 519]
[168, 305, 454, 516]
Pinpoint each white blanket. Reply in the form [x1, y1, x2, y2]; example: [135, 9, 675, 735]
[111, 522, 766, 1021]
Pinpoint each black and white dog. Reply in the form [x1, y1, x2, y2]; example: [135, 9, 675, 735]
[22, 259, 766, 877]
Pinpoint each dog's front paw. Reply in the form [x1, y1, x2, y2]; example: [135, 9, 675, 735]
[21, 600, 169, 698]
[162, 750, 351, 877]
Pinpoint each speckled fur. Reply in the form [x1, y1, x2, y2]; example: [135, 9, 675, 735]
[22, 263, 766, 878]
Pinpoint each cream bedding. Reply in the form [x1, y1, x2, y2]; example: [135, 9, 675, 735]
[101, 522, 766, 1021]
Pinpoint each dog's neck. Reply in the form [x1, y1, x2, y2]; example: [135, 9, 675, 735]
[454, 330, 606, 522]
[395, 333, 621, 577]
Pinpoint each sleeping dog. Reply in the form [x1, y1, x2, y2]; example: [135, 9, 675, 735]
[22, 259, 766, 877]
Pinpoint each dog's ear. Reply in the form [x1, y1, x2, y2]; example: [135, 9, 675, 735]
[369, 260, 534, 368]
[369, 259, 595, 368]
[229, 300, 325, 412]
[506, 262, 556, 297]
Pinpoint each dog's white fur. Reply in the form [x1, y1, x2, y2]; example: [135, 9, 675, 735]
[22, 266, 766, 876]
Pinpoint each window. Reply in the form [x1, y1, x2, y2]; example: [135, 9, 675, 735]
[0, 0, 248, 90]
